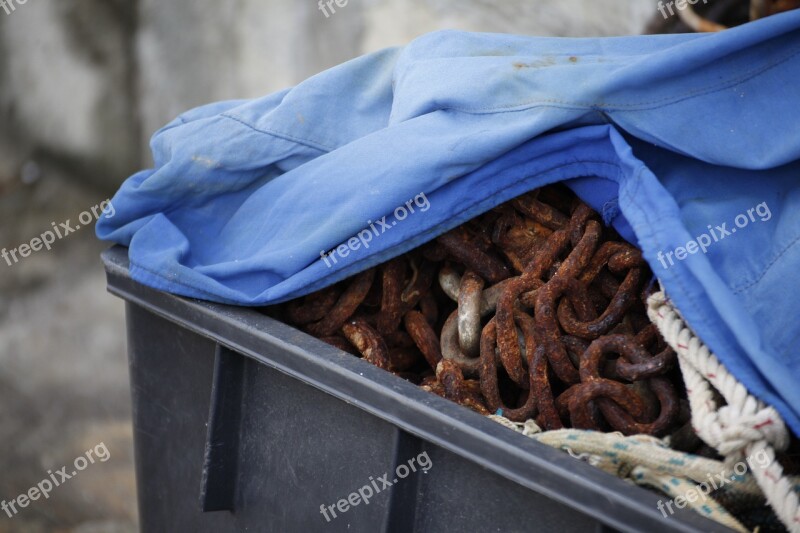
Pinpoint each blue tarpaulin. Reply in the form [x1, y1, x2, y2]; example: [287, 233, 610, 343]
[98, 11, 800, 434]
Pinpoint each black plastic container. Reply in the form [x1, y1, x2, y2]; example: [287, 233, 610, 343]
[102, 246, 731, 532]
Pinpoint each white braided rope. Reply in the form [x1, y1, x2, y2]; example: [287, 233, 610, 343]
[488, 419, 754, 531]
[647, 289, 800, 532]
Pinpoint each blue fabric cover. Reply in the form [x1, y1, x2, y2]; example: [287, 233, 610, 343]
[98, 11, 800, 433]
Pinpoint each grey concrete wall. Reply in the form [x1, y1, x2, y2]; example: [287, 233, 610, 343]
[0, 0, 658, 186]
[135, 0, 368, 163]
[0, 0, 139, 191]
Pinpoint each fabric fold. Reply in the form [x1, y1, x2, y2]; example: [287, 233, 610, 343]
[98, 10, 800, 434]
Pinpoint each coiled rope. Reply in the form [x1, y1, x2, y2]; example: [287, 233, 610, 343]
[646, 288, 799, 532]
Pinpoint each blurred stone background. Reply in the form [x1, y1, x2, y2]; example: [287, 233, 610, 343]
[0, 1, 656, 531]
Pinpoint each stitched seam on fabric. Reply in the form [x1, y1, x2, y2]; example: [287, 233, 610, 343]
[268, 160, 627, 296]
[128, 159, 623, 300]
[623, 171, 750, 394]
[179, 46, 799, 152]
[419, 47, 800, 115]
[731, 231, 800, 294]
[629, 166, 774, 412]
[419, 161, 624, 235]
[130, 263, 251, 302]
[221, 113, 335, 153]
[627, 165, 711, 354]
[153, 115, 189, 137]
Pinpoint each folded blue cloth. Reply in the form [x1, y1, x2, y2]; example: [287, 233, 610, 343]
[98, 11, 800, 433]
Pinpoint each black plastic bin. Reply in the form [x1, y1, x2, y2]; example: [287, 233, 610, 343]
[102, 246, 731, 533]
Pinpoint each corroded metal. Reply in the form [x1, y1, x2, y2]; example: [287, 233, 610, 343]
[281, 185, 685, 439]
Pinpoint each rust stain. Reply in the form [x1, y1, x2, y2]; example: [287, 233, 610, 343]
[512, 57, 556, 70]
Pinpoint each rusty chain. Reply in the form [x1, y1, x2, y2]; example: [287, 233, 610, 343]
[277, 184, 687, 440]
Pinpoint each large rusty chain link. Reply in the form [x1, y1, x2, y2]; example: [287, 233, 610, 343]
[278, 185, 685, 439]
